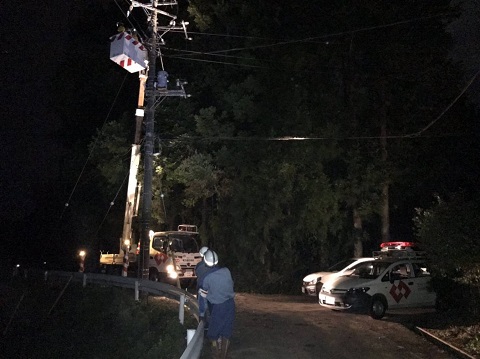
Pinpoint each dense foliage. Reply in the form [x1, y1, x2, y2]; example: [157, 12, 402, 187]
[415, 191, 480, 317]
[0, 277, 194, 358]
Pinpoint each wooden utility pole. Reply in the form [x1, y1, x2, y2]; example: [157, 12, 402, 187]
[140, 3, 158, 279]
[128, 0, 190, 279]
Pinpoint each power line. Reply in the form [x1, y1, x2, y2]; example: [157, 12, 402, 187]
[60, 73, 129, 219]
[408, 67, 480, 137]
[163, 55, 269, 69]
[95, 171, 130, 236]
[157, 132, 472, 143]
[172, 13, 452, 56]
[167, 13, 450, 49]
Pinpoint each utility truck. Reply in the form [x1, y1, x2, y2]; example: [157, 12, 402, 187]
[99, 224, 202, 285]
[147, 224, 202, 283]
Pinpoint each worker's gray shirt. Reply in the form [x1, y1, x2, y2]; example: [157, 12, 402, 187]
[202, 267, 235, 304]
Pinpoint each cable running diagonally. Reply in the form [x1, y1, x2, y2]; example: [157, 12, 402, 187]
[95, 171, 130, 236]
[60, 73, 129, 219]
[408, 68, 480, 137]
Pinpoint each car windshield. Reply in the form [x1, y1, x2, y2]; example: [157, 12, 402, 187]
[355, 261, 391, 280]
[328, 259, 357, 272]
[152, 233, 199, 253]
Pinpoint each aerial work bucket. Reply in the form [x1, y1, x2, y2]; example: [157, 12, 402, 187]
[109, 32, 147, 73]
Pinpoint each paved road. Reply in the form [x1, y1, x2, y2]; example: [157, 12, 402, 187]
[219, 293, 454, 359]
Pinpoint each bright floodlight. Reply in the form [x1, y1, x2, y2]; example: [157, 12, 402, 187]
[79, 250, 86, 257]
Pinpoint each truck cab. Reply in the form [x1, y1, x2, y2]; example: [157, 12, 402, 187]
[148, 224, 202, 284]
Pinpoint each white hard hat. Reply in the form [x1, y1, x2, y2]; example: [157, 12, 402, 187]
[199, 246, 209, 257]
[204, 250, 219, 267]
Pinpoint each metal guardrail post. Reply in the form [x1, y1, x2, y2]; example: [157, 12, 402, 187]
[179, 294, 185, 324]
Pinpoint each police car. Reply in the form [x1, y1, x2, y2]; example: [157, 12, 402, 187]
[302, 257, 375, 296]
[318, 242, 436, 319]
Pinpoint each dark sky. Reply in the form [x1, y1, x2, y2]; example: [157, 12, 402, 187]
[1, 2, 70, 222]
[449, 0, 480, 107]
[0, 1, 125, 267]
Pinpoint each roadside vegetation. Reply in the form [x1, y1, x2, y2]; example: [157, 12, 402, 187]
[0, 275, 196, 359]
[415, 191, 480, 357]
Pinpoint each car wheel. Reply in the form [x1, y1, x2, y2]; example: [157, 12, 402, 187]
[370, 295, 387, 319]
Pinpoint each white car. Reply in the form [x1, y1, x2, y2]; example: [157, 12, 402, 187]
[319, 256, 436, 319]
[302, 257, 375, 296]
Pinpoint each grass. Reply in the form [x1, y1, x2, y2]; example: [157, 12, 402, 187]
[0, 276, 197, 359]
[423, 314, 480, 357]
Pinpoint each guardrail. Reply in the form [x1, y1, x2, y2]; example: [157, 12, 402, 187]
[45, 271, 204, 359]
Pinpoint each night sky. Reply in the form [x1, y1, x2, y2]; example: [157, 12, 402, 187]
[1, 0, 479, 268]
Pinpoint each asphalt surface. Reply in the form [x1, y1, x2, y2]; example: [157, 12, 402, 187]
[217, 293, 456, 359]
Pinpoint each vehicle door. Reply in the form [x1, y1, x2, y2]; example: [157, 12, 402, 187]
[382, 262, 415, 308]
[406, 261, 436, 306]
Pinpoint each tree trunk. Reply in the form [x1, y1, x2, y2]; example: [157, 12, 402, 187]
[353, 208, 363, 257]
[379, 80, 390, 243]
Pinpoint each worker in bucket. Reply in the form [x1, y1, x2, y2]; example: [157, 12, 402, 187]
[199, 250, 235, 359]
[195, 246, 211, 323]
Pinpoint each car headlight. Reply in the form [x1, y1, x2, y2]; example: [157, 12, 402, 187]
[166, 264, 175, 273]
[307, 278, 321, 286]
[347, 287, 370, 294]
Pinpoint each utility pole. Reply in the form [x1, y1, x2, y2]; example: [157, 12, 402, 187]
[140, 2, 158, 280]
[127, 0, 190, 279]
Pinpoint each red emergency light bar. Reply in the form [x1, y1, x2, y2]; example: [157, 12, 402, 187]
[380, 241, 417, 248]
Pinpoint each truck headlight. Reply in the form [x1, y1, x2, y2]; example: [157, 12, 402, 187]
[166, 264, 175, 273]
[168, 271, 178, 279]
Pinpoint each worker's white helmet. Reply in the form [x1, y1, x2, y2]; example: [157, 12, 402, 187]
[204, 250, 219, 267]
[199, 246, 209, 257]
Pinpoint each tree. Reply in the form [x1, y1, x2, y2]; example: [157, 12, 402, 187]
[415, 191, 480, 315]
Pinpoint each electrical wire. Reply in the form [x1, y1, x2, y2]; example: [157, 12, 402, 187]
[114, 0, 148, 41]
[163, 55, 268, 69]
[95, 171, 130, 236]
[156, 68, 480, 143]
[157, 131, 472, 143]
[408, 67, 480, 137]
[171, 13, 452, 57]
[59, 73, 129, 219]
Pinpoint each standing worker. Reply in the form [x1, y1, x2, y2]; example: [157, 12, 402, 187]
[199, 250, 235, 359]
[195, 246, 211, 322]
